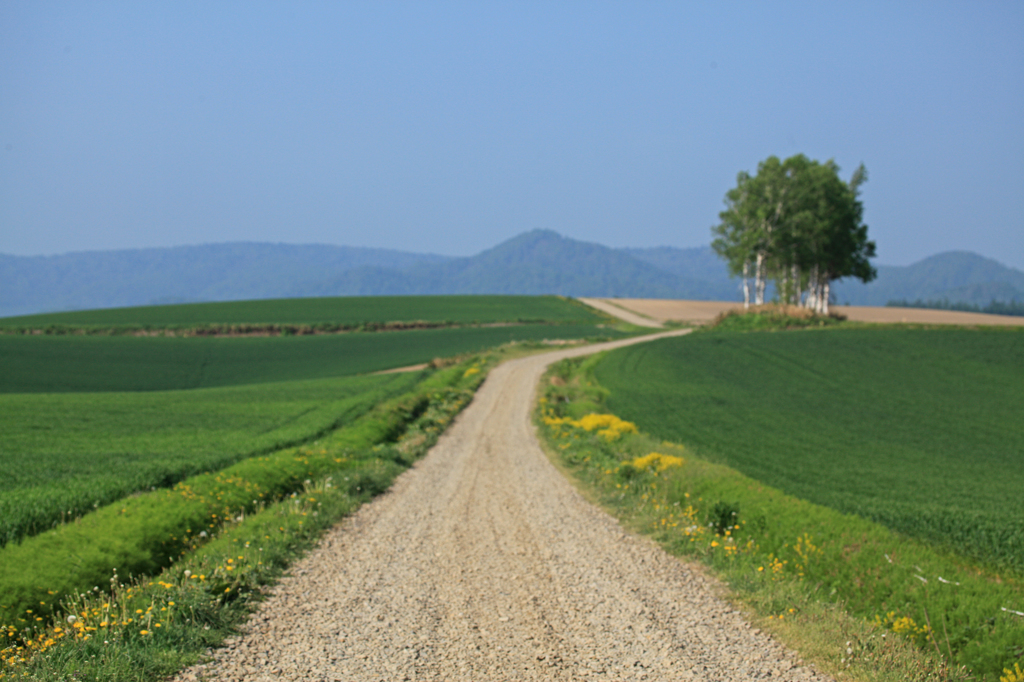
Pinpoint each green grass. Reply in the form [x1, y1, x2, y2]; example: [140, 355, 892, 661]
[0, 323, 623, 393]
[708, 304, 847, 331]
[0, 372, 420, 547]
[592, 327, 1024, 574]
[1, 356, 489, 681]
[0, 294, 620, 680]
[538, 354, 1024, 681]
[0, 357, 487, 638]
[0, 295, 604, 329]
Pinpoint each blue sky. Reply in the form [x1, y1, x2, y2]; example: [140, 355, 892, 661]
[2, 2, 1022, 269]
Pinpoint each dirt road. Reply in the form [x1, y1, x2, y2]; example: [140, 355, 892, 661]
[577, 298, 664, 328]
[181, 332, 829, 681]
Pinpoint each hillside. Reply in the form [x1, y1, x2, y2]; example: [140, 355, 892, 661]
[623, 244, 736, 287]
[3, 231, 1022, 317]
[312, 231, 725, 298]
[0, 231, 732, 316]
[0, 243, 449, 317]
[833, 251, 1024, 306]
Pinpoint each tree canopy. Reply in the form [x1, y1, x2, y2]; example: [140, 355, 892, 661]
[711, 154, 876, 314]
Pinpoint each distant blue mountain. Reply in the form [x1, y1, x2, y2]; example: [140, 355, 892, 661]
[305, 231, 734, 299]
[833, 251, 1024, 306]
[0, 243, 449, 317]
[1, 231, 1020, 317]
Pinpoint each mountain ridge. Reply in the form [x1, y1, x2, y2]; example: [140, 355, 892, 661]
[2, 231, 1021, 317]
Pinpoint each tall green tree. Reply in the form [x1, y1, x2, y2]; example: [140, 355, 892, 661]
[712, 154, 876, 313]
[712, 158, 788, 306]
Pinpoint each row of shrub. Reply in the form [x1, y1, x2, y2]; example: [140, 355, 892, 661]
[0, 319, 569, 337]
[707, 304, 848, 332]
[538, 354, 1024, 682]
[0, 355, 490, 680]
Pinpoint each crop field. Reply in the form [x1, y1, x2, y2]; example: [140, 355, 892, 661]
[0, 295, 627, 631]
[1, 356, 491, 679]
[0, 322, 623, 393]
[538, 352, 1024, 680]
[0, 294, 603, 330]
[593, 326, 1024, 573]
[0, 372, 420, 547]
[0, 295, 624, 547]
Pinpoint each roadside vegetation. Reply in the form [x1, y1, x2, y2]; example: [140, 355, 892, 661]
[537, 322, 1024, 681]
[0, 350, 504, 680]
[0, 372, 421, 548]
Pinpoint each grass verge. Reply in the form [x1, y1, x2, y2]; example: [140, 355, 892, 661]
[536, 354, 1024, 682]
[0, 353, 494, 681]
[0, 372, 420, 548]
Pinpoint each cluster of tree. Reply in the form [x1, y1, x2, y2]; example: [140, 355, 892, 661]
[711, 154, 876, 314]
[887, 298, 1024, 318]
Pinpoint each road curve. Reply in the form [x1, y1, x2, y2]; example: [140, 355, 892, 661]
[180, 331, 830, 682]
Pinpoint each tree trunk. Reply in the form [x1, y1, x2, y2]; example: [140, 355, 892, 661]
[821, 280, 831, 315]
[754, 253, 766, 305]
[792, 264, 801, 307]
[742, 261, 751, 309]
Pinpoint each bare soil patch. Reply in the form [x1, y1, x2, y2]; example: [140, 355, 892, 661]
[577, 298, 664, 328]
[833, 305, 1024, 326]
[594, 299, 1024, 327]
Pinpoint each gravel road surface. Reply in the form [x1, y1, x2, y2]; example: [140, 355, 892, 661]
[179, 332, 831, 681]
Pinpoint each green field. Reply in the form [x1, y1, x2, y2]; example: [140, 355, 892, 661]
[0, 323, 622, 393]
[0, 295, 625, 678]
[0, 294, 603, 329]
[0, 356, 490, 674]
[0, 296, 625, 545]
[0, 372, 420, 547]
[594, 327, 1024, 572]
[539, 345, 1024, 680]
